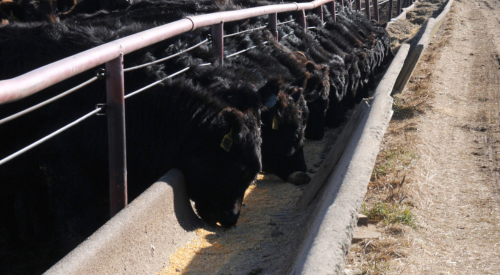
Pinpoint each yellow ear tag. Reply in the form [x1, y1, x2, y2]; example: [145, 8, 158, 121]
[220, 128, 233, 152]
[272, 112, 280, 130]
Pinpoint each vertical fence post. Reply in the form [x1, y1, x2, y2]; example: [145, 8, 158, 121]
[106, 54, 127, 218]
[356, 0, 361, 10]
[365, 0, 370, 20]
[313, 5, 323, 23]
[373, 0, 379, 22]
[327, 1, 336, 22]
[296, 9, 306, 31]
[211, 22, 224, 66]
[268, 13, 278, 41]
[388, 0, 393, 22]
[397, 0, 401, 15]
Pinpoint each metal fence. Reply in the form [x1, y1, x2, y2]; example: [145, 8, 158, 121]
[0, 0, 414, 217]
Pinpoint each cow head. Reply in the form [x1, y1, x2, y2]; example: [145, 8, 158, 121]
[180, 106, 262, 228]
[261, 83, 310, 183]
[291, 52, 331, 141]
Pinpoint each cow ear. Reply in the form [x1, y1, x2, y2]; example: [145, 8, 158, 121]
[321, 65, 329, 74]
[290, 87, 303, 102]
[258, 77, 283, 108]
[219, 107, 244, 143]
[305, 62, 317, 73]
[358, 30, 366, 39]
[357, 52, 367, 61]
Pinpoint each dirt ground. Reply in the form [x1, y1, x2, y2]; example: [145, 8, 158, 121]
[346, 0, 500, 274]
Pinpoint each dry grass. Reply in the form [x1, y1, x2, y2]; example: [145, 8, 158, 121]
[345, 63, 434, 274]
[345, 2, 448, 271]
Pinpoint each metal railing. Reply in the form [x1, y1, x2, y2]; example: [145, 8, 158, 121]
[0, 0, 411, 217]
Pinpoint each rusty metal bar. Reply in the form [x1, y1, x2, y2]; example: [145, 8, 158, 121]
[0, 0, 339, 105]
[296, 9, 307, 30]
[106, 55, 127, 217]
[326, 1, 336, 22]
[313, 5, 323, 22]
[373, 0, 379, 22]
[211, 22, 224, 66]
[397, 0, 401, 14]
[365, 0, 371, 20]
[388, 0, 393, 22]
[268, 12, 279, 41]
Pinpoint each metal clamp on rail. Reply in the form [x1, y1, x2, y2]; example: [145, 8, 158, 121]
[96, 68, 106, 80]
[96, 68, 107, 116]
[96, 103, 106, 116]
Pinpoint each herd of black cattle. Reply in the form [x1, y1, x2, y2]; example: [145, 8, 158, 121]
[0, 0, 393, 272]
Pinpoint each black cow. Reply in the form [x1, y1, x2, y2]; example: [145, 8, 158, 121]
[134, 19, 313, 184]
[190, 62, 311, 184]
[0, 15, 280, 273]
[274, 6, 393, 127]
[238, 27, 331, 141]
[0, 0, 59, 23]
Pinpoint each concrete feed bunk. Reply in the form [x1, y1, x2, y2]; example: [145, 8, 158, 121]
[0, 0, 453, 274]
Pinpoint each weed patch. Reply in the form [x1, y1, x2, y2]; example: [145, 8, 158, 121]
[363, 202, 416, 229]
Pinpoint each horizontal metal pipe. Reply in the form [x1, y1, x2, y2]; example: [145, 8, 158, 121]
[223, 25, 267, 38]
[0, 108, 101, 166]
[0, 19, 193, 105]
[277, 19, 295, 26]
[124, 39, 209, 72]
[360, 0, 390, 11]
[0, 0, 336, 105]
[0, 77, 98, 125]
[124, 67, 191, 99]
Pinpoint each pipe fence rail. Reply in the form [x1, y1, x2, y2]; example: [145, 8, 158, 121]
[124, 38, 210, 72]
[0, 0, 412, 217]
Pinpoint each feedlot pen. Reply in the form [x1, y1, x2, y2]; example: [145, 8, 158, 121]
[0, 0, 448, 274]
[158, 1, 447, 274]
